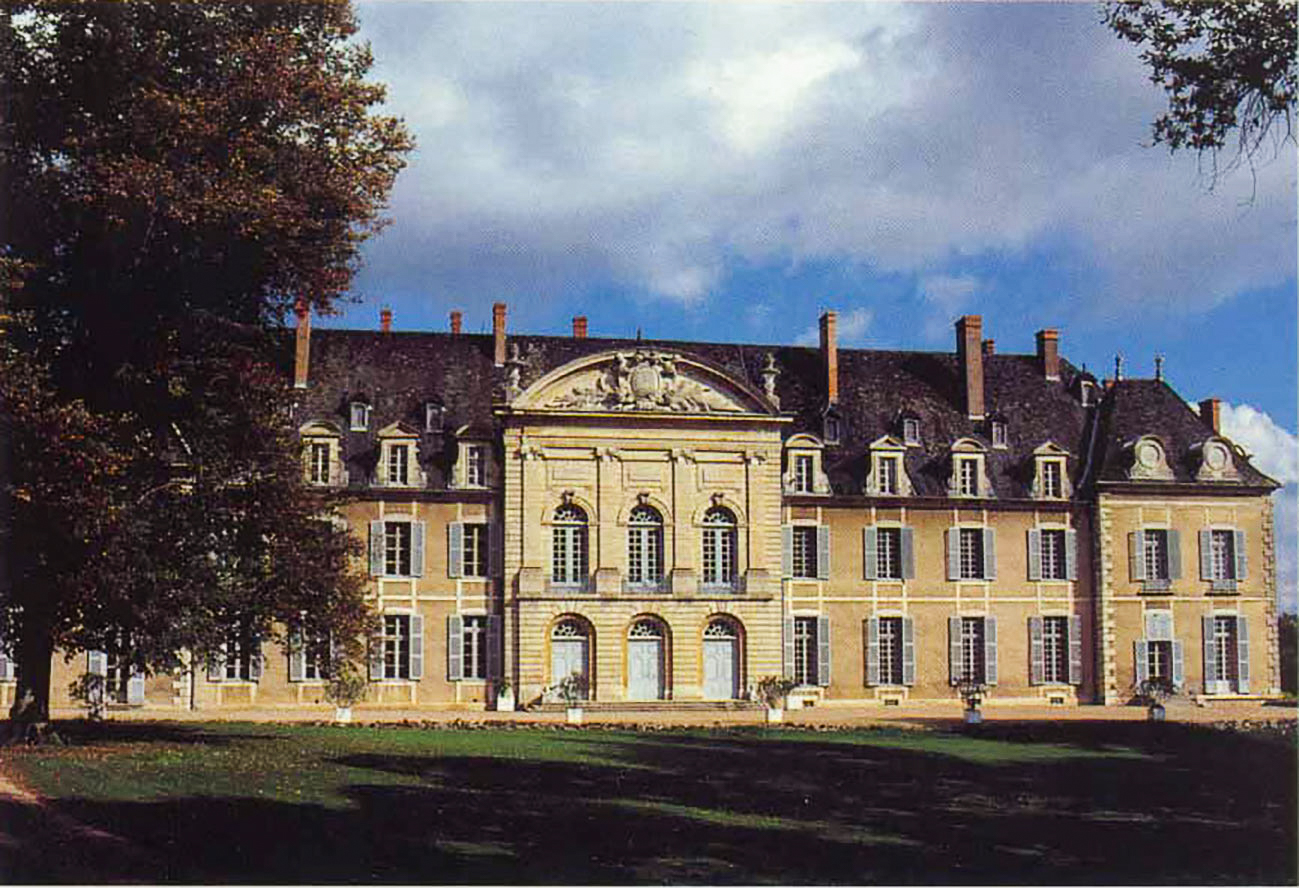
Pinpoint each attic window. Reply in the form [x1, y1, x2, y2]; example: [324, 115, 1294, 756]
[902, 418, 921, 446]
[425, 402, 443, 432]
[1079, 380, 1096, 407]
[991, 421, 1007, 448]
[824, 414, 841, 445]
[349, 402, 370, 431]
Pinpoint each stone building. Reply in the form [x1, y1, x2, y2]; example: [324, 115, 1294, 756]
[22, 304, 1282, 712]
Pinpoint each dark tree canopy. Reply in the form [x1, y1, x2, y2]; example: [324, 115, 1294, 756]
[1105, 0, 1298, 183]
[0, 1, 412, 730]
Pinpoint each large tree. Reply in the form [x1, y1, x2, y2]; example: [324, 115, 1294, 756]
[0, 2, 412, 734]
[1105, 0, 1297, 185]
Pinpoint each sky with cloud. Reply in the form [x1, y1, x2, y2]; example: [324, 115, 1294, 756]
[328, 2, 1296, 607]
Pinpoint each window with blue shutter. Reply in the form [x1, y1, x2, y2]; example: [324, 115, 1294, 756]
[862, 527, 878, 580]
[1166, 530, 1182, 580]
[983, 617, 998, 685]
[782, 616, 795, 680]
[1235, 616, 1249, 693]
[448, 523, 464, 579]
[1199, 530, 1214, 581]
[487, 614, 503, 681]
[816, 615, 831, 687]
[369, 520, 385, 576]
[1129, 532, 1144, 582]
[1027, 530, 1043, 581]
[864, 618, 879, 685]
[1234, 530, 1248, 580]
[447, 615, 464, 681]
[946, 530, 961, 581]
[368, 632, 385, 681]
[411, 523, 426, 578]
[126, 671, 145, 705]
[1202, 614, 1217, 691]
[781, 527, 793, 578]
[901, 617, 916, 686]
[1068, 615, 1083, 685]
[900, 528, 915, 579]
[288, 627, 305, 682]
[408, 614, 424, 680]
[815, 526, 831, 579]
[1064, 530, 1078, 581]
[1133, 640, 1149, 686]
[948, 616, 963, 684]
[982, 529, 997, 580]
[1028, 617, 1044, 684]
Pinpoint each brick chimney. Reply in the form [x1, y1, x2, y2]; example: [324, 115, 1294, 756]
[380, 307, 392, 333]
[955, 315, 984, 419]
[293, 299, 311, 389]
[1199, 398, 1222, 434]
[1035, 328, 1060, 380]
[982, 339, 995, 357]
[573, 316, 588, 339]
[819, 310, 838, 404]
[493, 302, 507, 366]
[450, 310, 462, 335]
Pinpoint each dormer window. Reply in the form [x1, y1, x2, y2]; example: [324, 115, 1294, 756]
[376, 423, 422, 488]
[1031, 443, 1072, 500]
[990, 420, 1007, 449]
[387, 443, 411, 486]
[878, 455, 898, 495]
[1194, 437, 1239, 482]
[822, 408, 842, 445]
[300, 421, 344, 487]
[1127, 435, 1174, 481]
[902, 417, 921, 446]
[783, 435, 828, 495]
[424, 402, 444, 432]
[957, 457, 978, 497]
[349, 402, 370, 431]
[866, 436, 913, 497]
[793, 454, 814, 493]
[948, 439, 991, 499]
[1042, 461, 1063, 498]
[308, 442, 331, 484]
[465, 444, 486, 488]
[1079, 380, 1096, 407]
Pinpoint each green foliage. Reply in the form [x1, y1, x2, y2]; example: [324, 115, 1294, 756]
[66, 672, 106, 721]
[954, 678, 987, 709]
[754, 675, 796, 708]
[1105, 0, 1297, 183]
[554, 673, 589, 706]
[324, 661, 369, 709]
[1132, 676, 1176, 707]
[1279, 612, 1296, 695]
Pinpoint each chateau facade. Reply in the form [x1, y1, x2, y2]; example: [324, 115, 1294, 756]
[20, 304, 1282, 712]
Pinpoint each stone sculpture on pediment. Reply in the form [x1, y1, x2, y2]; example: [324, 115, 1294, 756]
[545, 349, 742, 414]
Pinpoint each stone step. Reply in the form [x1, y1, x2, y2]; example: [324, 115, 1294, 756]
[530, 700, 765, 713]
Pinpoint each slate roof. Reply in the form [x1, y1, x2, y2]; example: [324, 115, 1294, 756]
[291, 328, 1275, 498]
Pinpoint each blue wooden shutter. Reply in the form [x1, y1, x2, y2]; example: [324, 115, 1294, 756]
[1234, 530, 1248, 580]
[901, 617, 916, 686]
[409, 614, 424, 679]
[864, 618, 879, 685]
[288, 627, 304, 682]
[1202, 615, 1217, 690]
[369, 632, 384, 681]
[446, 615, 464, 681]
[448, 523, 463, 578]
[411, 522, 426, 578]
[900, 528, 915, 579]
[207, 649, 224, 682]
[948, 616, 962, 684]
[816, 615, 831, 686]
[248, 638, 263, 682]
[1129, 532, 1144, 581]
[1068, 615, 1083, 685]
[816, 527, 831, 580]
[946, 530, 960, 581]
[1133, 640, 1149, 685]
[1198, 530, 1213, 580]
[781, 527, 793, 578]
[487, 615, 502, 681]
[1171, 641, 1185, 688]
[862, 528, 878, 580]
[984, 617, 998, 685]
[1167, 530, 1182, 580]
[0, 648, 10, 682]
[1027, 530, 1042, 581]
[369, 520, 385, 576]
[87, 650, 108, 677]
[982, 529, 997, 580]
[1236, 616, 1249, 693]
[1064, 530, 1078, 581]
[782, 617, 795, 679]
[1028, 617, 1044, 685]
[127, 670, 145, 705]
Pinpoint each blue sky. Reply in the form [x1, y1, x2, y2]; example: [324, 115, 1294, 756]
[327, 2, 1298, 606]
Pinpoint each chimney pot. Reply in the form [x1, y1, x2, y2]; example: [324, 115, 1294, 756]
[293, 299, 311, 389]
[573, 316, 588, 339]
[819, 310, 839, 404]
[955, 315, 985, 419]
[1035, 328, 1060, 380]
[1199, 398, 1222, 435]
[450, 310, 462, 335]
[380, 307, 393, 333]
[493, 302, 507, 366]
[982, 339, 995, 357]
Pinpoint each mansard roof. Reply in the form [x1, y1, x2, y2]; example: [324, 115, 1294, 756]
[289, 327, 1273, 498]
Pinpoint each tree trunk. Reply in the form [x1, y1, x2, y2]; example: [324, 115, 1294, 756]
[6, 617, 55, 743]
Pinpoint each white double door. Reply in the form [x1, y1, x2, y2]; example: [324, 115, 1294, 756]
[703, 638, 738, 699]
[627, 639, 664, 700]
[551, 639, 589, 700]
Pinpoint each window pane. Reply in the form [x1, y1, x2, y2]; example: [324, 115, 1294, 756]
[959, 529, 984, 579]
[960, 617, 985, 683]
[792, 527, 817, 578]
[879, 617, 902, 685]
[794, 617, 818, 685]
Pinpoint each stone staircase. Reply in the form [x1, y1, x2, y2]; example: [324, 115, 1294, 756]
[529, 699, 764, 713]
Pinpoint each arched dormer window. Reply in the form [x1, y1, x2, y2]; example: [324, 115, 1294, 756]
[552, 504, 589, 588]
[865, 435, 914, 497]
[1193, 437, 1240, 482]
[1127, 435, 1174, 481]
[627, 505, 664, 588]
[783, 434, 830, 495]
[349, 400, 371, 432]
[948, 438, 992, 499]
[1031, 442, 1072, 500]
[701, 506, 737, 589]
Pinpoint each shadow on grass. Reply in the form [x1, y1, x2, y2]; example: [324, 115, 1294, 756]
[2, 722, 1294, 884]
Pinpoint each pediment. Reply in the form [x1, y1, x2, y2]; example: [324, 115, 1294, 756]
[300, 420, 342, 437]
[513, 349, 778, 416]
[1033, 441, 1071, 458]
[376, 420, 421, 438]
[869, 434, 906, 451]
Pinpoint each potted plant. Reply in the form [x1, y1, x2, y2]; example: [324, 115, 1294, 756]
[495, 676, 515, 712]
[556, 673, 588, 724]
[756, 676, 797, 724]
[69, 671, 107, 722]
[955, 678, 987, 725]
[1134, 677, 1175, 721]
[324, 661, 368, 724]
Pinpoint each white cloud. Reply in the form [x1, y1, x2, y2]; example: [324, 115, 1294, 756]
[795, 306, 873, 347]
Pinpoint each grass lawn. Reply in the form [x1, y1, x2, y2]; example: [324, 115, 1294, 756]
[1, 719, 1294, 884]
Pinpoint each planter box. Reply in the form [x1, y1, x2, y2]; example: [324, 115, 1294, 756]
[765, 708, 783, 724]
[496, 692, 515, 712]
[963, 708, 983, 725]
[566, 707, 583, 725]
[334, 706, 353, 724]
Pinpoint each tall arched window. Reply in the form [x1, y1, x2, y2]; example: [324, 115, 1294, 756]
[627, 505, 663, 586]
[701, 506, 737, 588]
[552, 504, 588, 586]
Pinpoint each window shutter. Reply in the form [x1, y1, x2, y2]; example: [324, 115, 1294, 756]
[1198, 530, 1213, 580]
[946, 530, 960, 581]
[409, 614, 424, 680]
[448, 523, 463, 579]
[1128, 532, 1144, 581]
[1171, 641, 1185, 689]
[901, 617, 916, 686]
[982, 529, 997, 580]
[1027, 530, 1042, 581]
[1236, 616, 1249, 693]
[817, 615, 831, 686]
[1068, 615, 1083, 685]
[782, 617, 795, 679]
[207, 651, 224, 682]
[816, 526, 831, 580]
[864, 618, 879, 685]
[0, 649, 10, 682]
[411, 522, 426, 578]
[249, 642, 263, 682]
[446, 615, 464, 681]
[87, 650, 108, 677]
[862, 528, 878, 580]
[1167, 530, 1182, 580]
[369, 634, 384, 681]
[288, 627, 305, 682]
[1028, 617, 1044, 685]
[900, 528, 915, 579]
[1064, 530, 1078, 581]
[369, 520, 385, 576]
[1133, 640, 1149, 686]
[781, 527, 793, 578]
[948, 616, 962, 685]
[1234, 530, 1248, 580]
[487, 615, 502, 681]
[127, 670, 146, 705]
[1202, 615, 1217, 690]
[984, 616, 998, 685]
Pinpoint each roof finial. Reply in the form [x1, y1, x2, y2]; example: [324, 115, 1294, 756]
[1154, 353, 1164, 381]
[1114, 352, 1123, 382]
[636, 327, 643, 341]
